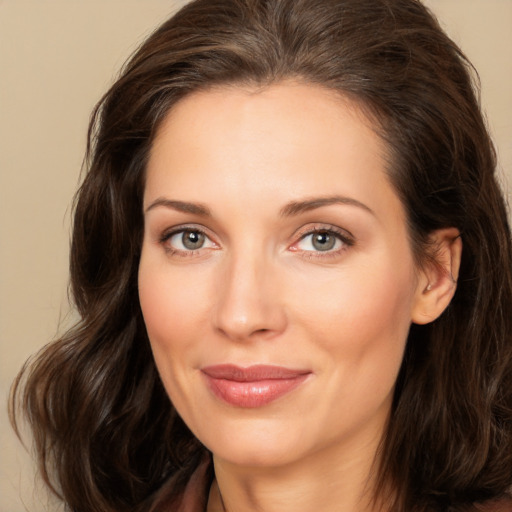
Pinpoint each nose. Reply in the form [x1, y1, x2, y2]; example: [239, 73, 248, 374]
[212, 251, 288, 342]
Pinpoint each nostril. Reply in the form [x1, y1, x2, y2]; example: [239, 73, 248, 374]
[211, 260, 288, 341]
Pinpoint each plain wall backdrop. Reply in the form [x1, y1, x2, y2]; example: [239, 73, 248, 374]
[0, 1, 510, 511]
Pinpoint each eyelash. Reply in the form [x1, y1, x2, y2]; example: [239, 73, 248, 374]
[158, 224, 355, 259]
[159, 225, 216, 257]
[291, 225, 355, 260]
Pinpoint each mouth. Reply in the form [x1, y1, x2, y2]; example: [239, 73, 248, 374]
[201, 364, 312, 408]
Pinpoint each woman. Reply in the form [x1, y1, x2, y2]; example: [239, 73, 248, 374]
[10, 0, 512, 511]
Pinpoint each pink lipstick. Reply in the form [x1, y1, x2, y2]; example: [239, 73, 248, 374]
[201, 364, 311, 408]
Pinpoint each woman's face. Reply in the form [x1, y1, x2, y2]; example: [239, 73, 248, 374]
[139, 83, 426, 469]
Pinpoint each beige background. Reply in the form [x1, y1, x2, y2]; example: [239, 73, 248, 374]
[0, 1, 510, 511]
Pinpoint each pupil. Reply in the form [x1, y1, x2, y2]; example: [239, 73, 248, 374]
[183, 231, 204, 250]
[313, 232, 335, 251]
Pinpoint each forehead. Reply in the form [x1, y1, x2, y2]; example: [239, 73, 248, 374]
[145, 82, 402, 226]
[150, 82, 384, 158]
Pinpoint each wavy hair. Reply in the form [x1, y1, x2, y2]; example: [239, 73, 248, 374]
[10, 0, 512, 511]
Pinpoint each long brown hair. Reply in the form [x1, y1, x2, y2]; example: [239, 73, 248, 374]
[10, 1, 512, 511]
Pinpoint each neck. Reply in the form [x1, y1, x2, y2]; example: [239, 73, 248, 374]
[208, 430, 390, 512]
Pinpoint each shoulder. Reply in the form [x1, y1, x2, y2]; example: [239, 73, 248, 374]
[474, 497, 512, 512]
[179, 458, 211, 512]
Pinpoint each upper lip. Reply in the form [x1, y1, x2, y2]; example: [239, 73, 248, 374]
[201, 364, 311, 382]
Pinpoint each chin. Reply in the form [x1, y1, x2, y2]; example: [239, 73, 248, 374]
[214, 443, 301, 469]
[199, 418, 307, 468]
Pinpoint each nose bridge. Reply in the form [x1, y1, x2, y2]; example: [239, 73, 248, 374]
[212, 243, 286, 341]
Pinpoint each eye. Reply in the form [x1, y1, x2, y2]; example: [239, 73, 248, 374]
[298, 231, 341, 252]
[291, 226, 354, 256]
[161, 228, 217, 253]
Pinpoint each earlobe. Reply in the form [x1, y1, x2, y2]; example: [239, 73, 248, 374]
[411, 227, 462, 325]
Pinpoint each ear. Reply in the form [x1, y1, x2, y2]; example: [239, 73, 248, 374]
[411, 227, 462, 325]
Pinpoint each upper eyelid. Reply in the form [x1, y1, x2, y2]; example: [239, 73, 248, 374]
[160, 224, 213, 239]
[293, 224, 355, 241]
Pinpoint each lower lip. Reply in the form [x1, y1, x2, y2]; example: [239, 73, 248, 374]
[203, 374, 310, 408]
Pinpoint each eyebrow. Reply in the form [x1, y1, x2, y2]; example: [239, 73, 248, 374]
[280, 196, 375, 217]
[145, 198, 211, 216]
[144, 195, 374, 217]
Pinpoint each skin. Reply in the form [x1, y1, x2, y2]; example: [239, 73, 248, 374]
[138, 82, 461, 512]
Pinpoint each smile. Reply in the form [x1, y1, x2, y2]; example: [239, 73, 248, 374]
[201, 364, 312, 408]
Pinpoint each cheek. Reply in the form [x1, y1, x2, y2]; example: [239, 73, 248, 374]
[138, 256, 212, 413]
[295, 260, 415, 377]
[138, 254, 210, 365]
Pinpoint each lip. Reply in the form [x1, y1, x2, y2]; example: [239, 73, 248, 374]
[201, 364, 311, 408]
